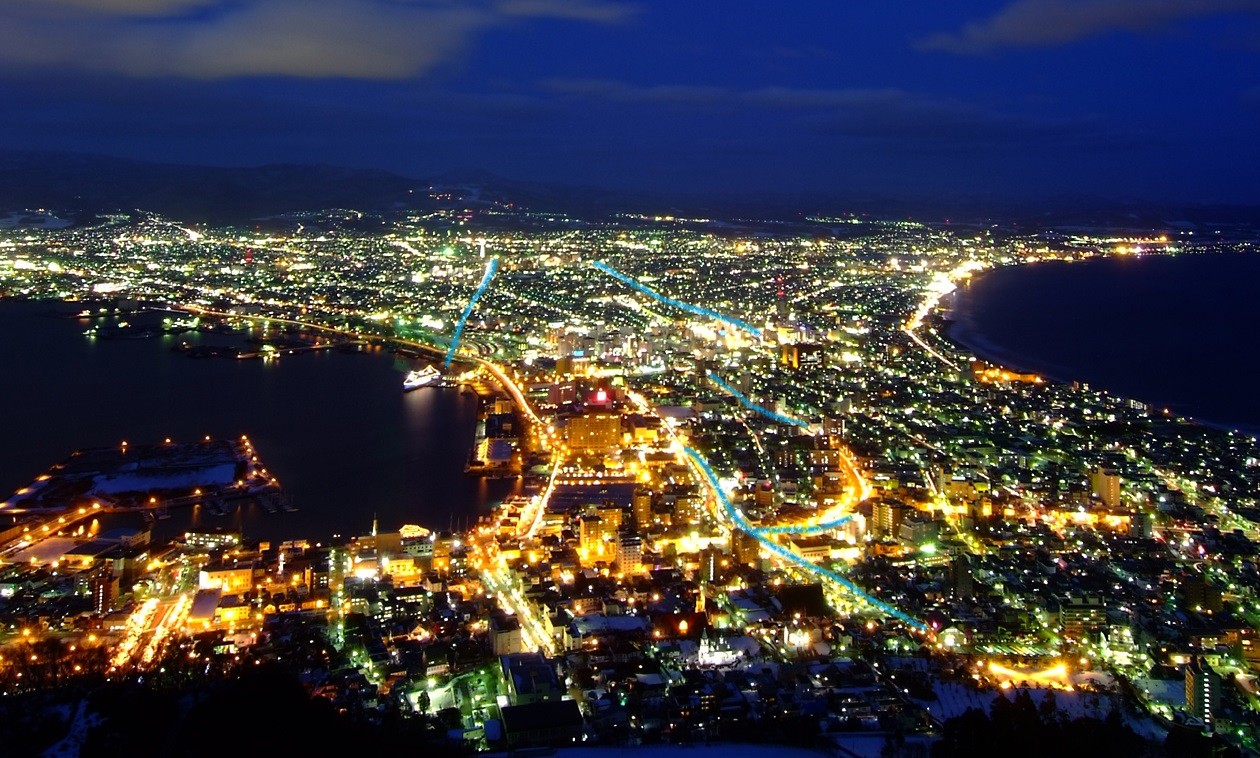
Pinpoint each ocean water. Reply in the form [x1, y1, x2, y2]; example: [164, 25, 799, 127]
[947, 251, 1260, 436]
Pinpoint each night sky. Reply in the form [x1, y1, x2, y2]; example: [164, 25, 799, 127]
[1, 0, 1258, 204]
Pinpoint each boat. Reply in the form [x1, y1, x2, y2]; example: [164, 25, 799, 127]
[403, 364, 442, 391]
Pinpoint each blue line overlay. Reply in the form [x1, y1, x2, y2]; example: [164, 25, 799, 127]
[445, 257, 500, 369]
[756, 515, 854, 535]
[684, 447, 927, 632]
[706, 371, 809, 429]
[592, 261, 762, 338]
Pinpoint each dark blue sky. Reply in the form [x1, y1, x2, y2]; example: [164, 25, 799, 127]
[1, 0, 1258, 204]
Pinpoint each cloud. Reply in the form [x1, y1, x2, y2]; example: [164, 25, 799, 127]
[0, 0, 220, 17]
[919, 0, 1260, 54]
[494, 0, 634, 23]
[0, 0, 634, 79]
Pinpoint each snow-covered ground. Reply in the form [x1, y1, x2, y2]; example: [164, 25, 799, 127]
[9, 536, 79, 565]
[0, 212, 72, 229]
[90, 462, 237, 494]
[911, 678, 1167, 742]
[1135, 677, 1186, 707]
[573, 615, 650, 635]
[830, 732, 934, 758]
[41, 700, 98, 758]
[523, 745, 833, 758]
[914, 681, 1115, 722]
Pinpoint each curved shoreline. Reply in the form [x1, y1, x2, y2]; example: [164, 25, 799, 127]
[939, 258, 1260, 440]
[942, 267, 1087, 386]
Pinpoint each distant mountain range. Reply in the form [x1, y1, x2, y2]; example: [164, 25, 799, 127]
[0, 149, 424, 225]
[0, 148, 1257, 233]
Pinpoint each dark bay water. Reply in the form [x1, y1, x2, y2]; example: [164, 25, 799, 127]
[0, 299, 519, 544]
[948, 251, 1260, 436]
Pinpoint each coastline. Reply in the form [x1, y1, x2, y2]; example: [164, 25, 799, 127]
[941, 258, 1260, 441]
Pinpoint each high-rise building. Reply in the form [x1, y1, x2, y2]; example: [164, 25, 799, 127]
[1186, 657, 1220, 729]
[595, 504, 623, 534]
[1058, 594, 1108, 641]
[1090, 466, 1121, 509]
[699, 545, 728, 584]
[872, 499, 909, 537]
[951, 556, 975, 599]
[733, 531, 762, 567]
[632, 488, 654, 530]
[579, 509, 619, 565]
[1180, 572, 1224, 613]
[91, 568, 117, 615]
[673, 493, 705, 526]
[616, 533, 643, 573]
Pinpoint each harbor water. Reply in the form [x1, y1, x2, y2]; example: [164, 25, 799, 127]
[0, 299, 520, 544]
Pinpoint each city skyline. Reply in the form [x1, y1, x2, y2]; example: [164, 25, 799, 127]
[1, 1, 1259, 205]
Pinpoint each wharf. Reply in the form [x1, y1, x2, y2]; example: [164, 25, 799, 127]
[173, 340, 364, 360]
[0, 435, 290, 519]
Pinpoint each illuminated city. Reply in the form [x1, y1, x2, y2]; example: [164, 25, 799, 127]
[1, 1, 1259, 755]
[1, 202, 1259, 755]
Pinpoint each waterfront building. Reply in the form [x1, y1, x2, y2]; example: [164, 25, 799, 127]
[595, 504, 623, 534]
[499, 700, 584, 748]
[182, 530, 241, 551]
